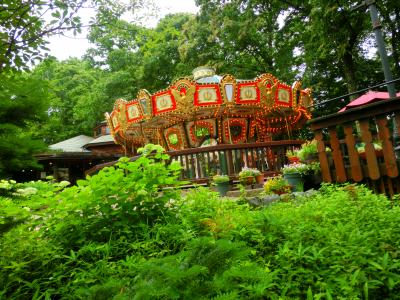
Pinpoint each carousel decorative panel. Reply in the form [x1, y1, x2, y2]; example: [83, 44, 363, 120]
[164, 126, 184, 150]
[222, 118, 247, 144]
[194, 84, 222, 106]
[236, 83, 260, 104]
[300, 90, 312, 108]
[137, 89, 152, 119]
[111, 111, 120, 131]
[125, 102, 143, 122]
[276, 84, 292, 106]
[152, 91, 176, 115]
[186, 119, 216, 147]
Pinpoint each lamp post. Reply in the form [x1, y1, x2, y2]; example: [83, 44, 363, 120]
[352, 0, 396, 97]
[352, 0, 398, 149]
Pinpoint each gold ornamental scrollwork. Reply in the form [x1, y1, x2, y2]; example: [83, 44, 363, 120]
[114, 98, 128, 131]
[292, 81, 302, 108]
[257, 74, 278, 108]
[105, 112, 118, 143]
[171, 78, 196, 116]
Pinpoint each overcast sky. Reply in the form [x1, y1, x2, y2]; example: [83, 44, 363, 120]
[46, 0, 199, 60]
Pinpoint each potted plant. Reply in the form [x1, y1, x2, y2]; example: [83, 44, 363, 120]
[281, 163, 308, 192]
[298, 140, 318, 163]
[303, 162, 321, 190]
[239, 167, 261, 185]
[264, 176, 291, 195]
[212, 174, 231, 196]
[286, 149, 300, 164]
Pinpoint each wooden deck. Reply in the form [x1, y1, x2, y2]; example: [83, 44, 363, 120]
[308, 97, 400, 197]
[168, 140, 303, 182]
[86, 140, 303, 183]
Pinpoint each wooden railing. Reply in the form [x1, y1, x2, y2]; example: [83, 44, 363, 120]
[308, 97, 400, 197]
[167, 140, 303, 182]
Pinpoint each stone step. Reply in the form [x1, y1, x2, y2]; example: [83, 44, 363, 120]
[226, 186, 264, 197]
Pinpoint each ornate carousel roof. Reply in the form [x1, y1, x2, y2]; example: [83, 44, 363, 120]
[105, 67, 313, 152]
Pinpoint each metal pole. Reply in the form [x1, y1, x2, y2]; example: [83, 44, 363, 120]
[352, 1, 399, 152]
[366, 0, 396, 98]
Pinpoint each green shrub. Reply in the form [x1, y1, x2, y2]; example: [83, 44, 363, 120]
[2, 154, 400, 300]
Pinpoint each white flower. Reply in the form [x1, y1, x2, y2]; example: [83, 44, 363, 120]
[58, 181, 70, 187]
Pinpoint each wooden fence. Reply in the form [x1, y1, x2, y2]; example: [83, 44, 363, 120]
[167, 140, 303, 182]
[308, 97, 400, 197]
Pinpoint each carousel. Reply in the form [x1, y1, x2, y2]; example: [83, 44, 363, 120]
[105, 66, 313, 155]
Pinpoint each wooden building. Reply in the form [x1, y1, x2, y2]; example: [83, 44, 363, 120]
[35, 122, 124, 184]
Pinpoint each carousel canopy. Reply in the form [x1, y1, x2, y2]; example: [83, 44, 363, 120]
[105, 67, 313, 152]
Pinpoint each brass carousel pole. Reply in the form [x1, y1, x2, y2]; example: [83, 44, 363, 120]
[227, 107, 233, 144]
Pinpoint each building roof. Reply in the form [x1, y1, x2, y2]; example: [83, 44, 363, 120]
[49, 135, 94, 152]
[84, 134, 117, 149]
[85, 134, 114, 145]
[339, 91, 400, 112]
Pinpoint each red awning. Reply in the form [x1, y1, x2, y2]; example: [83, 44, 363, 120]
[339, 91, 400, 112]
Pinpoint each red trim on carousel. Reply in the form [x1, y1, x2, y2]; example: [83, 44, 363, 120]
[189, 121, 214, 143]
[110, 111, 120, 132]
[194, 84, 223, 106]
[152, 90, 177, 115]
[236, 82, 260, 104]
[165, 127, 182, 150]
[275, 83, 292, 107]
[125, 101, 144, 123]
[224, 118, 247, 143]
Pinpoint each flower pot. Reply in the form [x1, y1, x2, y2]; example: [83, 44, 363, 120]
[215, 181, 231, 196]
[304, 173, 321, 190]
[283, 173, 304, 192]
[240, 176, 255, 186]
[273, 187, 291, 195]
[288, 157, 300, 164]
[301, 153, 319, 163]
[255, 174, 264, 184]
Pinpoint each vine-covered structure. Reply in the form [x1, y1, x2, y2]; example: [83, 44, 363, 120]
[106, 67, 313, 154]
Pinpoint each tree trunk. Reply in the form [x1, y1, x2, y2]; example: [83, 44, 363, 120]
[342, 52, 358, 96]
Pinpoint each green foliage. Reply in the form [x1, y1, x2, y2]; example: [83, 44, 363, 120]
[239, 167, 261, 178]
[29, 58, 111, 142]
[281, 163, 309, 175]
[263, 176, 291, 195]
[0, 0, 79, 71]
[213, 174, 230, 183]
[0, 0, 143, 72]
[0, 72, 49, 178]
[2, 164, 400, 299]
[298, 139, 318, 161]
[286, 149, 299, 159]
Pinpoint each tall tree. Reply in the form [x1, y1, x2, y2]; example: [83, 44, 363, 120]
[376, 0, 400, 79]
[87, 13, 196, 94]
[0, 0, 144, 72]
[0, 72, 50, 177]
[30, 57, 108, 143]
[189, 0, 398, 114]
[182, 0, 300, 80]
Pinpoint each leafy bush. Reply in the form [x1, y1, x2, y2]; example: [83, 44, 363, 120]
[281, 163, 309, 175]
[285, 149, 299, 159]
[239, 167, 261, 178]
[2, 153, 400, 299]
[298, 139, 318, 161]
[212, 174, 230, 183]
[264, 176, 291, 194]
